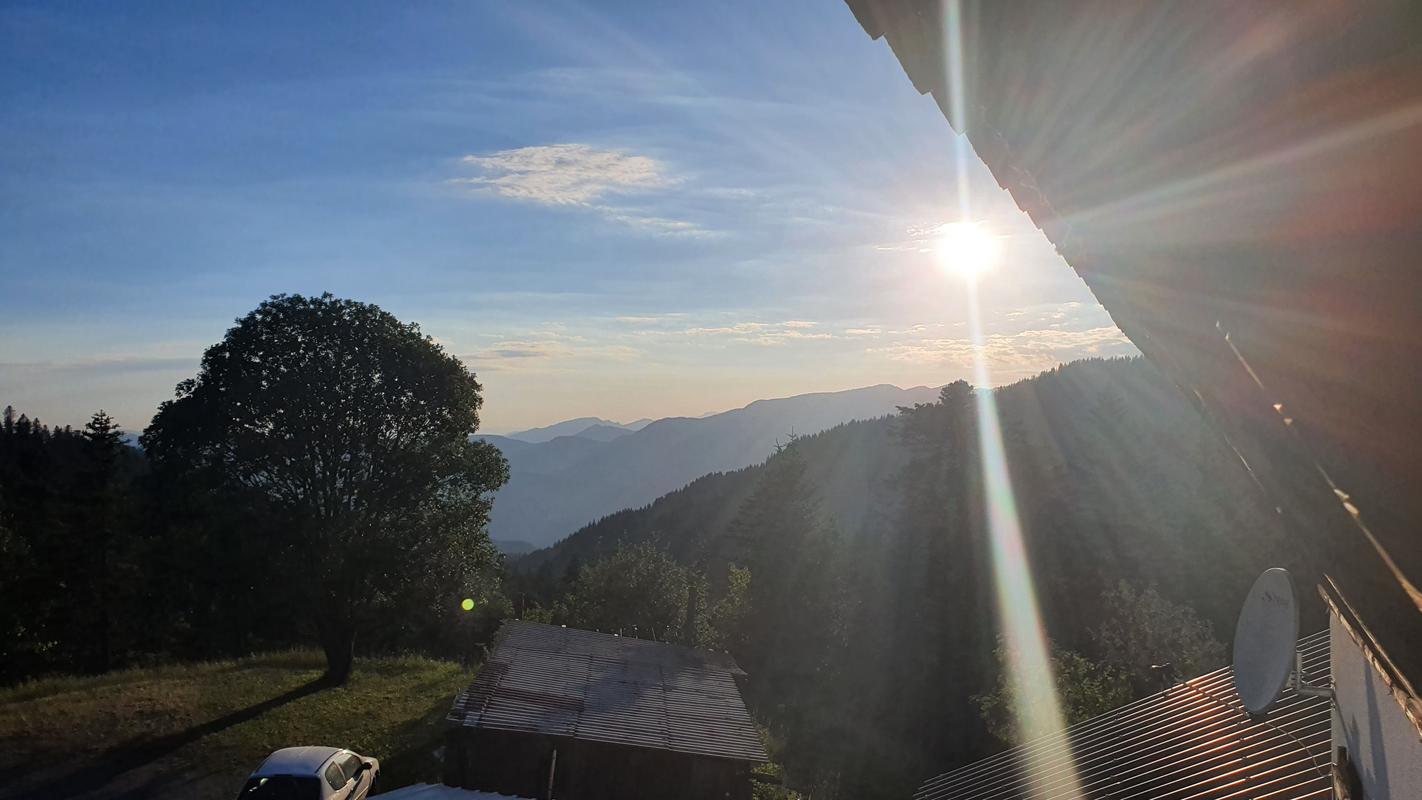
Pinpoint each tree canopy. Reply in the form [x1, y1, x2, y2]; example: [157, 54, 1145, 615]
[142, 293, 507, 682]
[972, 640, 1132, 746]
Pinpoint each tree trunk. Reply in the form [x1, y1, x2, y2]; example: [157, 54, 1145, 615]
[318, 617, 356, 685]
[96, 523, 110, 674]
[682, 581, 700, 646]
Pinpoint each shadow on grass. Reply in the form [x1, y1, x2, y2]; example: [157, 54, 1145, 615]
[371, 691, 462, 793]
[4, 677, 331, 800]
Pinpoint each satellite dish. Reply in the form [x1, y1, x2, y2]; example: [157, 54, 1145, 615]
[1233, 568, 1299, 715]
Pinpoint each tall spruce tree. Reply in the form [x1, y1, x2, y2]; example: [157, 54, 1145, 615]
[79, 410, 125, 672]
[727, 438, 851, 792]
[876, 380, 997, 788]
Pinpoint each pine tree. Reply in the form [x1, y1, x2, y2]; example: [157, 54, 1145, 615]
[79, 410, 125, 672]
[560, 554, 583, 590]
[726, 437, 853, 793]
[876, 380, 997, 785]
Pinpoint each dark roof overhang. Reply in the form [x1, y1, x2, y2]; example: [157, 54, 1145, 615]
[847, 0, 1422, 691]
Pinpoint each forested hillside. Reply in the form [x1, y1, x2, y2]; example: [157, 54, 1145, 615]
[511, 357, 1327, 798]
[482, 383, 939, 547]
[3, 350, 1332, 799]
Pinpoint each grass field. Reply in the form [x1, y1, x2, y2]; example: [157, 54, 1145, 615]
[0, 650, 474, 800]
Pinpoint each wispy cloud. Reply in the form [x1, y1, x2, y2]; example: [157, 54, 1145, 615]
[458, 330, 642, 371]
[455, 143, 671, 205]
[679, 320, 836, 347]
[466, 341, 560, 361]
[452, 143, 710, 237]
[596, 207, 711, 237]
[873, 221, 945, 253]
[613, 314, 685, 326]
[873, 241, 933, 253]
[871, 326, 1137, 381]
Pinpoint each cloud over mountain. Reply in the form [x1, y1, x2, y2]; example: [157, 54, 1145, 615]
[872, 325, 1136, 381]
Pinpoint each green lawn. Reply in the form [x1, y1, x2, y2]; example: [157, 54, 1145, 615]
[0, 651, 474, 800]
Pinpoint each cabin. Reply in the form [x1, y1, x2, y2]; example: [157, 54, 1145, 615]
[442, 621, 767, 800]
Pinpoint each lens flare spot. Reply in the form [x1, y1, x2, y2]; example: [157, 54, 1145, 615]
[460, 598, 475, 612]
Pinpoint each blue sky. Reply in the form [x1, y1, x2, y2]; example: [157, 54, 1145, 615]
[0, 0, 1134, 434]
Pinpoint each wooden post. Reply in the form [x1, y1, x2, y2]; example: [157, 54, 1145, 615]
[441, 729, 463, 787]
[544, 746, 558, 800]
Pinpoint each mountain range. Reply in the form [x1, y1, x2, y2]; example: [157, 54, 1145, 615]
[516, 357, 1320, 638]
[509, 356, 1327, 797]
[498, 417, 653, 444]
[481, 384, 939, 548]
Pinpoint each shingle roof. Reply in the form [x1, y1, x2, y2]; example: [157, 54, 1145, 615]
[447, 621, 768, 764]
[914, 631, 1332, 800]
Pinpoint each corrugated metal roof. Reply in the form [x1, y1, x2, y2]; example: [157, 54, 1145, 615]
[448, 621, 768, 764]
[914, 631, 1332, 800]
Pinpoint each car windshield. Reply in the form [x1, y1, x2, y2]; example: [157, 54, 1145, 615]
[237, 776, 321, 800]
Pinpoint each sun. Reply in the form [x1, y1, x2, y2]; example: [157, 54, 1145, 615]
[934, 222, 1001, 281]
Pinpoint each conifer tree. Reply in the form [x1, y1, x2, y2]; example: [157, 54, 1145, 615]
[79, 410, 125, 672]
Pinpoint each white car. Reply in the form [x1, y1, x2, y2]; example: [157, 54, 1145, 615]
[237, 746, 381, 800]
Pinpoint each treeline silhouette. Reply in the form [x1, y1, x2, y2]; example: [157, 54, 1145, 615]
[0, 406, 506, 686]
[1, 293, 510, 686]
[0, 408, 141, 678]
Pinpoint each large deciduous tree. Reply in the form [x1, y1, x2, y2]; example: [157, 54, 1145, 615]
[555, 540, 701, 642]
[1092, 579, 1225, 694]
[972, 639, 1132, 746]
[142, 293, 508, 683]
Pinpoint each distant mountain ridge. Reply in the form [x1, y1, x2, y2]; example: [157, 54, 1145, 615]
[573, 424, 636, 443]
[511, 357, 1323, 798]
[517, 357, 1308, 638]
[479, 384, 939, 546]
[502, 416, 649, 443]
[492, 539, 537, 556]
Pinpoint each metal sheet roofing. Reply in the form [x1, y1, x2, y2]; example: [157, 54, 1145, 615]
[447, 621, 768, 764]
[914, 631, 1332, 800]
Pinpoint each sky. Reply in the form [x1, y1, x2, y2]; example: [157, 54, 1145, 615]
[0, 0, 1136, 435]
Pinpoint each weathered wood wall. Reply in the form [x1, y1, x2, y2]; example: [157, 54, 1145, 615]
[444, 727, 753, 800]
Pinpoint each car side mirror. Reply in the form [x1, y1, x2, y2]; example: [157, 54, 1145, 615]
[357, 761, 372, 772]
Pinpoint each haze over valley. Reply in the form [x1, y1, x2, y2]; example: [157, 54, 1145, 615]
[482, 383, 939, 548]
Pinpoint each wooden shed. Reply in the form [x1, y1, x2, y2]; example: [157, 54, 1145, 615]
[443, 621, 767, 800]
